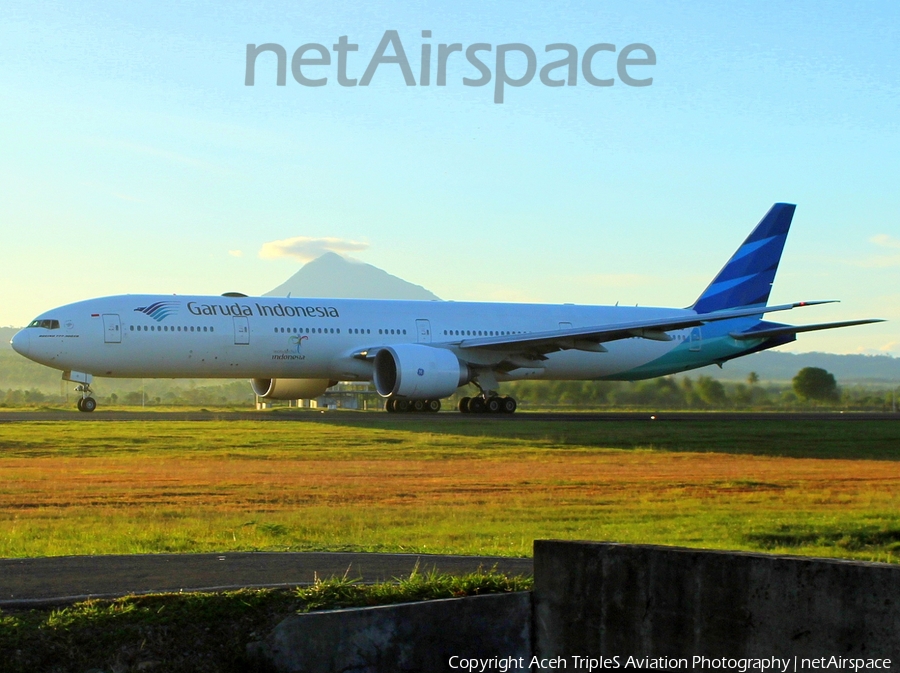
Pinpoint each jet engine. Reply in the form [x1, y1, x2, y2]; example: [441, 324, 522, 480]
[251, 378, 336, 400]
[373, 344, 469, 399]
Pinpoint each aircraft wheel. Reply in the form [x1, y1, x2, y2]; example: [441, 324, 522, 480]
[76, 398, 84, 412]
[412, 399, 426, 413]
[385, 399, 396, 413]
[486, 397, 502, 414]
[458, 397, 471, 413]
[501, 396, 517, 414]
[427, 399, 441, 413]
[468, 397, 486, 414]
[396, 399, 410, 413]
[80, 397, 97, 413]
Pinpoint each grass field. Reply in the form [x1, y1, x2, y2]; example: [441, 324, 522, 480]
[1, 415, 899, 561]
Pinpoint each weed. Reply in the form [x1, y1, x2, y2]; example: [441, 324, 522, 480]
[0, 571, 529, 673]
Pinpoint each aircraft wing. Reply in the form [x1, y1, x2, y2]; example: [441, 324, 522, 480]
[456, 301, 838, 355]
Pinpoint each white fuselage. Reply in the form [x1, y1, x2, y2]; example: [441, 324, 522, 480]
[11, 294, 731, 383]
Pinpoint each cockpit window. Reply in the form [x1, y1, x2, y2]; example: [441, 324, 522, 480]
[28, 319, 60, 330]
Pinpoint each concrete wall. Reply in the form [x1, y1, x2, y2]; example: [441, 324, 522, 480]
[534, 540, 900, 660]
[251, 591, 531, 673]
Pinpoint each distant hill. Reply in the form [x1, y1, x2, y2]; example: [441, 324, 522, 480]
[675, 350, 900, 385]
[1, 327, 18, 350]
[265, 252, 440, 301]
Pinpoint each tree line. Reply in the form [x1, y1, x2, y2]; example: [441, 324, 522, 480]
[0, 367, 895, 411]
[0, 381, 253, 408]
[485, 367, 894, 411]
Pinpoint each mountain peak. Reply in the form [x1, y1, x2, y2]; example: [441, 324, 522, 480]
[264, 253, 440, 301]
[310, 251, 358, 264]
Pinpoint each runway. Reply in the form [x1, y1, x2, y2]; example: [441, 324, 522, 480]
[0, 410, 896, 423]
[0, 552, 534, 608]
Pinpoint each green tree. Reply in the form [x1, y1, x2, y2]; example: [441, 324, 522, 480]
[792, 367, 839, 402]
[695, 376, 727, 406]
[124, 391, 144, 406]
[732, 383, 752, 406]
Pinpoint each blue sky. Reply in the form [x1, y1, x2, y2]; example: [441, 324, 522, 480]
[2, 0, 898, 355]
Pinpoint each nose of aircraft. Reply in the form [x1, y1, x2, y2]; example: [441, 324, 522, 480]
[10, 330, 30, 357]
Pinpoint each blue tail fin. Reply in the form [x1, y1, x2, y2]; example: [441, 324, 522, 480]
[691, 203, 795, 313]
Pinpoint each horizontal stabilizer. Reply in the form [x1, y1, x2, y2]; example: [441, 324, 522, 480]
[729, 319, 884, 341]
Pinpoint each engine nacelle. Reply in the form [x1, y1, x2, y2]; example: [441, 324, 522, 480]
[373, 344, 469, 399]
[250, 378, 336, 400]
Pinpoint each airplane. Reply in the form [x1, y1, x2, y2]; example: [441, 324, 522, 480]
[10, 203, 883, 414]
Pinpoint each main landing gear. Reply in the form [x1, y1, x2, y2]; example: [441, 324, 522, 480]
[458, 395, 517, 414]
[75, 384, 97, 413]
[385, 398, 442, 413]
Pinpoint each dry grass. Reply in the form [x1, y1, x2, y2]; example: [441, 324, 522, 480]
[0, 418, 899, 560]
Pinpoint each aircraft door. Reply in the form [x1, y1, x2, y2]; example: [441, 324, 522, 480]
[559, 322, 572, 330]
[689, 327, 702, 352]
[233, 317, 250, 345]
[102, 314, 121, 343]
[416, 319, 432, 343]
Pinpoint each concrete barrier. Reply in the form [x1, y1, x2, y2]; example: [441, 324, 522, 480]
[534, 540, 900, 661]
[250, 591, 531, 672]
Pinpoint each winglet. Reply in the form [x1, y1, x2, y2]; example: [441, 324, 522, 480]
[692, 203, 795, 313]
